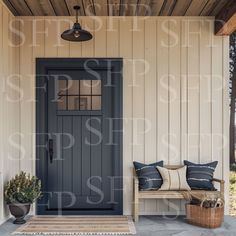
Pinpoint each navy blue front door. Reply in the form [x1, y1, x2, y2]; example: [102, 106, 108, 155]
[36, 59, 123, 215]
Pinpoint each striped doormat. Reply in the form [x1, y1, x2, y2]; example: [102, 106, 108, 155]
[13, 216, 136, 235]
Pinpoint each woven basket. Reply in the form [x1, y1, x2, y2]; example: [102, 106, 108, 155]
[185, 204, 224, 228]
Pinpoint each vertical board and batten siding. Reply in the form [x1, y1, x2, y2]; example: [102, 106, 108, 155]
[156, 18, 169, 213]
[119, 19, 133, 213]
[0, 1, 20, 222]
[15, 16, 229, 215]
[132, 19, 145, 213]
[144, 19, 157, 213]
[223, 36, 230, 210]
[188, 20, 200, 164]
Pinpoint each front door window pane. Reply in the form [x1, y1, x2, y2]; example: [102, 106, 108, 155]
[80, 96, 91, 110]
[92, 96, 101, 110]
[58, 80, 67, 96]
[80, 80, 91, 95]
[92, 80, 101, 95]
[57, 79, 101, 111]
[68, 80, 79, 95]
[57, 95, 67, 110]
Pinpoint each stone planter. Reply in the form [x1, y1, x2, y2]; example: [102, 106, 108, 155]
[8, 203, 31, 224]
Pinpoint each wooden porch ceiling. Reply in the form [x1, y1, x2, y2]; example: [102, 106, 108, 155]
[2, 0, 229, 17]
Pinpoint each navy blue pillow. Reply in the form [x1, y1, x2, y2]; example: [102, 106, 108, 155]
[184, 160, 218, 190]
[133, 161, 163, 191]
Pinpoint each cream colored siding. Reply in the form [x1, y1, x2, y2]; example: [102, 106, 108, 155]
[0, 1, 20, 222]
[119, 19, 133, 214]
[223, 36, 230, 213]
[0, 13, 230, 218]
[16, 16, 229, 215]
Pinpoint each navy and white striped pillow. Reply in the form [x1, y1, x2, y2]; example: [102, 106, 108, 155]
[184, 160, 218, 190]
[133, 161, 163, 191]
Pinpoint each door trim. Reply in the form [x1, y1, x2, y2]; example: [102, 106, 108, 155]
[36, 58, 123, 215]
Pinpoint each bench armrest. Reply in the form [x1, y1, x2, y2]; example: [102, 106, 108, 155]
[212, 178, 225, 184]
[212, 178, 225, 196]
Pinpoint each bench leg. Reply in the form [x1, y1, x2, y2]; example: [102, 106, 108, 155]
[133, 203, 139, 222]
[133, 174, 139, 222]
[133, 200, 139, 222]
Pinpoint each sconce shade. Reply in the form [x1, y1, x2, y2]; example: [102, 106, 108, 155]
[61, 6, 92, 42]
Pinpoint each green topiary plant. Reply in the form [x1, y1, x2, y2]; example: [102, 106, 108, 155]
[4, 172, 42, 204]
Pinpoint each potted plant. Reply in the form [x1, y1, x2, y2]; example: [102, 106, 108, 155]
[4, 172, 41, 224]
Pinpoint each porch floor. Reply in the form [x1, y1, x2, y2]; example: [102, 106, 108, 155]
[0, 215, 236, 236]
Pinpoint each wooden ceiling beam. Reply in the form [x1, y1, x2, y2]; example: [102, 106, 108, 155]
[120, 0, 138, 16]
[200, 0, 218, 16]
[65, 0, 85, 16]
[83, 0, 95, 16]
[171, 0, 192, 16]
[49, 0, 70, 16]
[94, 0, 108, 16]
[108, 0, 120, 16]
[185, 0, 208, 16]
[136, 0, 150, 16]
[2, 0, 18, 15]
[159, 0, 177, 16]
[24, 0, 55, 16]
[2, 0, 233, 18]
[3, 0, 33, 15]
[149, 0, 164, 16]
[215, 0, 236, 35]
[209, 0, 227, 16]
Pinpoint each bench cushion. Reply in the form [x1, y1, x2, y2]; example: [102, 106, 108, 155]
[133, 161, 163, 191]
[184, 160, 218, 190]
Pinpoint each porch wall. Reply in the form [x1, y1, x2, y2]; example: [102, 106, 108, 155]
[0, 1, 20, 222]
[0, 14, 230, 218]
[16, 16, 230, 216]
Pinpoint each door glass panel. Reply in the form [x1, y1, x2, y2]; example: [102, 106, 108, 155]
[58, 80, 67, 96]
[92, 80, 101, 95]
[57, 95, 67, 110]
[68, 80, 79, 95]
[80, 96, 91, 110]
[68, 96, 80, 110]
[57, 79, 101, 111]
[80, 80, 91, 95]
[92, 96, 101, 110]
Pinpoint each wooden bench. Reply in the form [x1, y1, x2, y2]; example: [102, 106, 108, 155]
[133, 165, 225, 222]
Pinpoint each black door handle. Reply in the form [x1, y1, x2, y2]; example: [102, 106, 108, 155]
[48, 139, 53, 163]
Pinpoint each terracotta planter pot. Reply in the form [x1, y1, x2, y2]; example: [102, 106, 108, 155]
[8, 203, 31, 224]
